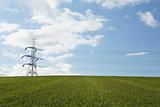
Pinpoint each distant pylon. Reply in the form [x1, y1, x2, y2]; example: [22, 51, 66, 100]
[21, 38, 43, 76]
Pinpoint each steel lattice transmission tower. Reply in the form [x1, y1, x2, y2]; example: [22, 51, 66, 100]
[21, 38, 43, 76]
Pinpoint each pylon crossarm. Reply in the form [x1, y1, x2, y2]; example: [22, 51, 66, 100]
[22, 63, 37, 68]
[21, 55, 43, 60]
[25, 47, 43, 52]
[21, 55, 32, 59]
[25, 47, 36, 50]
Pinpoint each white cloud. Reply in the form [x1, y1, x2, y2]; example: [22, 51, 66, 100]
[38, 64, 80, 76]
[125, 14, 131, 18]
[126, 52, 150, 56]
[3, 51, 19, 60]
[3, 7, 18, 13]
[56, 53, 74, 61]
[46, 53, 74, 63]
[0, 64, 24, 76]
[0, 0, 105, 76]
[0, 22, 20, 33]
[0, 63, 78, 76]
[137, 11, 158, 27]
[84, 0, 150, 9]
[107, 26, 116, 31]
[1, 9, 104, 53]
[0, 0, 10, 8]
[37, 63, 76, 76]
[17, 0, 72, 25]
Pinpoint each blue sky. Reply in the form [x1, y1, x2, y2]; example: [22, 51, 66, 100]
[0, 0, 160, 76]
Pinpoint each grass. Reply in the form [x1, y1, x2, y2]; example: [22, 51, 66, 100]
[0, 76, 160, 107]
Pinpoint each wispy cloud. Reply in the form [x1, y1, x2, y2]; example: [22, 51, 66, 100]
[84, 0, 150, 9]
[3, 51, 19, 60]
[4, 7, 18, 13]
[107, 26, 116, 31]
[125, 14, 131, 18]
[0, 0, 10, 8]
[0, 22, 20, 33]
[0, 64, 23, 76]
[137, 11, 158, 27]
[126, 52, 150, 56]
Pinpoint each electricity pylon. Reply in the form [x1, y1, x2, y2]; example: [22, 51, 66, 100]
[21, 38, 43, 76]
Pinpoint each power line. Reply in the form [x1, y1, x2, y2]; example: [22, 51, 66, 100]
[48, 58, 160, 65]
[72, 50, 160, 55]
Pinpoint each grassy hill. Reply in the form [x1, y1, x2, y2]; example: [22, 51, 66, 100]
[0, 76, 160, 107]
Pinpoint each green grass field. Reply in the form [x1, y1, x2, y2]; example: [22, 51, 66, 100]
[0, 76, 160, 107]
